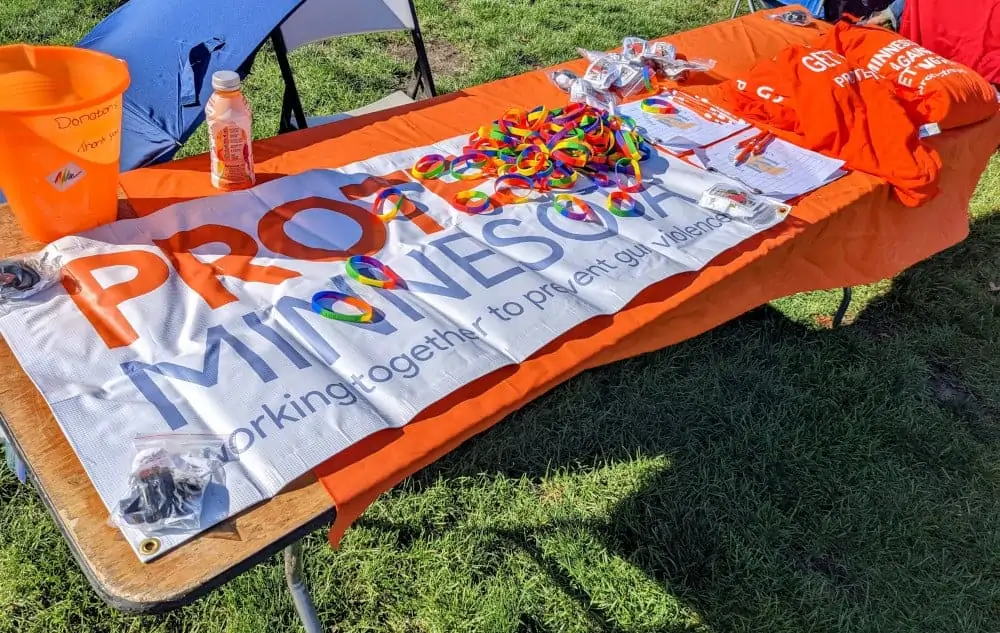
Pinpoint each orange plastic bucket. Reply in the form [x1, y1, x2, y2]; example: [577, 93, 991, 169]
[0, 44, 130, 242]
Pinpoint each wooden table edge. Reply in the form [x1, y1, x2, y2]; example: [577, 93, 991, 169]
[0, 197, 342, 612]
[1, 405, 336, 613]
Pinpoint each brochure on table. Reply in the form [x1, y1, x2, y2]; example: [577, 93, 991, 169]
[620, 97, 846, 200]
[0, 134, 789, 560]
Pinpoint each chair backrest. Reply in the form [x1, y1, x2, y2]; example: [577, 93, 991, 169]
[758, 0, 827, 18]
[279, 0, 417, 51]
[78, 0, 306, 170]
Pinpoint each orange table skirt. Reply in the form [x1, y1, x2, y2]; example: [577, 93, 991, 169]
[118, 8, 1000, 546]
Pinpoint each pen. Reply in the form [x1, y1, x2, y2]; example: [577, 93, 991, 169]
[733, 143, 755, 166]
[733, 131, 774, 166]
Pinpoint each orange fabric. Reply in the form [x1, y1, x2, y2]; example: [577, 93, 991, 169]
[710, 23, 941, 207]
[116, 7, 1000, 547]
[823, 20, 999, 131]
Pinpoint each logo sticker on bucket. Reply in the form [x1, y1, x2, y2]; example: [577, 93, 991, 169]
[47, 162, 86, 192]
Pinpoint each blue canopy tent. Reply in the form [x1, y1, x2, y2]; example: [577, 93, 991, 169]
[76, 0, 437, 172]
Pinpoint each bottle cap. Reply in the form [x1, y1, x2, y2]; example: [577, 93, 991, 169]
[212, 70, 241, 92]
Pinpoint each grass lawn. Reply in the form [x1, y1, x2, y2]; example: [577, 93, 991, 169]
[3, 1, 1000, 632]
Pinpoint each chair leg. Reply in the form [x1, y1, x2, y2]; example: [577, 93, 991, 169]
[284, 542, 323, 633]
[408, 0, 437, 98]
[271, 29, 308, 132]
[832, 287, 853, 328]
[732, 0, 762, 18]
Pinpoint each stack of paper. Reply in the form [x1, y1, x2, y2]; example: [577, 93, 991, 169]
[693, 129, 846, 201]
[620, 93, 749, 152]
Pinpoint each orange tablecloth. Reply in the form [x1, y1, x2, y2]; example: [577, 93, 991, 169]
[119, 8, 1000, 545]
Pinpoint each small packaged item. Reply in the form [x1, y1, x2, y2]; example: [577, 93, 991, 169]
[614, 63, 646, 97]
[643, 41, 679, 67]
[112, 434, 228, 535]
[582, 53, 624, 90]
[617, 36, 714, 82]
[621, 37, 650, 64]
[698, 184, 791, 228]
[569, 78, 618, 112]
[659, 57, 717, 81]
[768, 9, 812, 26]
[547, 69, 580, 92]
[0, 251, 62, 305]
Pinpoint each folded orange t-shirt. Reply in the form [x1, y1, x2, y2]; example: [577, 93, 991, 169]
[714, 41, 941, 207]
[820, 20, 999, 130]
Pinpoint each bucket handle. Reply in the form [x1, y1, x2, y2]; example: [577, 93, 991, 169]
[180, 36, 226, 107]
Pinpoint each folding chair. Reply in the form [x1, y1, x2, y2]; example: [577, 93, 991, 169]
[77, 0, 435, 170]
[78, 0, 308, 170]
[276, 0, 437, 132]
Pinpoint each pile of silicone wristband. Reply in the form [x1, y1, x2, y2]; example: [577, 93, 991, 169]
[412, 103, 652, 212]
[314, 104, 655, 321]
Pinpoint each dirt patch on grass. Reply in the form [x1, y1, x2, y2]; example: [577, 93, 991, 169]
[928, 364, 1000, 443]
[538, 480, 566, 505]
[387, 37, 470, 77]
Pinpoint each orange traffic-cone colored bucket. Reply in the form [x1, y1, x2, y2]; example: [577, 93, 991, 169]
[0, 44, 130, 242]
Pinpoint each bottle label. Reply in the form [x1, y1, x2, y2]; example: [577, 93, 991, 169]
[209, 122, 255, 189]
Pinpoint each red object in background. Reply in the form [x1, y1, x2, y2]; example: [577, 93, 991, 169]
[901, 0, 1000, 85]
[715, 35, 942, 207]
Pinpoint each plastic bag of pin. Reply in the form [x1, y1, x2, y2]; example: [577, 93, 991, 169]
[579, 50, 625, 90]
[547, 68, 580, 92]
[768, 9, 813, 26]
[111, 434, 228, 535]
[658, 57, 716, 81]
[569, 78, 618, 113]
[698, 184, 791, 229]
[0, 251, 62, 308]
[618, 37, 714, 82]
[621, 37, 677, 66]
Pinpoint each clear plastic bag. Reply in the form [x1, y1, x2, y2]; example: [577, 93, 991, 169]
[614, 63, 647, 97]
[0, 251, 62, 305]
[643, 41, 678, 67]
[659, 57, 717, 81]
[614, 37, 716, 83]
[112, 434, 228, 535]
[581, 53, 623, 90]
[569, 78, 618, 112]
[698, 184, 791, 229]
[768, 9, 813, 26]
[547, 69, 580, 92]
[621, 37, 649, 64]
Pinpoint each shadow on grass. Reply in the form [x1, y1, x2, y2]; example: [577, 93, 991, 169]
[360, 213, 1000, 632]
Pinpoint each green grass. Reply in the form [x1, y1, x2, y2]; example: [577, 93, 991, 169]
[4, 1, 1000, 632]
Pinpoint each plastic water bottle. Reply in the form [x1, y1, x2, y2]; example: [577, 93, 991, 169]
[206, 70, 255, 190]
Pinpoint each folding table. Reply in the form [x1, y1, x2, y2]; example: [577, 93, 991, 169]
[2, 9, 998, 632]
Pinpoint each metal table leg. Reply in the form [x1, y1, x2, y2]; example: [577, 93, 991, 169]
[731, 0, 758, 19]
[832, 287, 853, 328]
[284, 542, 324, 633]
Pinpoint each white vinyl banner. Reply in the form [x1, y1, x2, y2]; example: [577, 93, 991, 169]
[0, 135, 786, 560]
